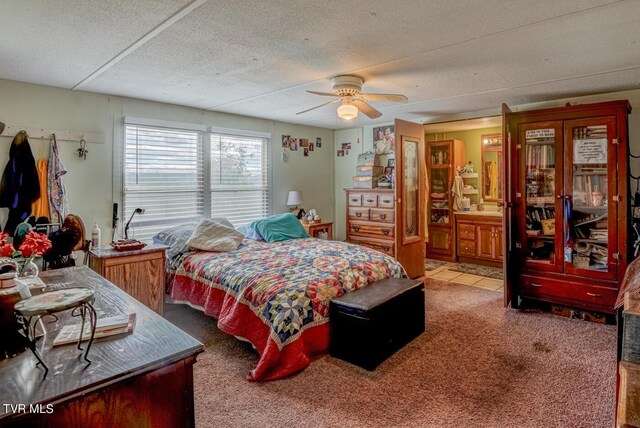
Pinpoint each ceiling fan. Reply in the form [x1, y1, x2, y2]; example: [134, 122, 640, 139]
[297, 75, 408, 120]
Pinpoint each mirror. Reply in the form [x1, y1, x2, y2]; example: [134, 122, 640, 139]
[481, 133, 503, 202]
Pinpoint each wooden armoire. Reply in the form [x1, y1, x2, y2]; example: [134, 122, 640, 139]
[504, 100, 632, 314]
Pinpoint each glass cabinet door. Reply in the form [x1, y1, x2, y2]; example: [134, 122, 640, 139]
[564, 117, 617, 280]
[520, 122, 564, 272]
[428, 142, 451, 227]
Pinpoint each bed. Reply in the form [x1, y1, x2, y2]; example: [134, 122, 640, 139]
[167, 237, 405, 381]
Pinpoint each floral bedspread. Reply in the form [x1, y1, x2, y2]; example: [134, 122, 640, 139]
[169, 237, 405, 380]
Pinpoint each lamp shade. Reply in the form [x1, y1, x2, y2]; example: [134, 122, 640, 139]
[337, 103, 358, 120]
[287, 191, 303, 206]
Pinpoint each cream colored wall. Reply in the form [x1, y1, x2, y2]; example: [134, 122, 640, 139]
[0, 79, 334, 240]
[333, 89, 640, 242]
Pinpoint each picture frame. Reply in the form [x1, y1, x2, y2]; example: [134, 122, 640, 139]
[374, 125, 395, 154]
[388, 158, 395, 168]
[316, 137, 322, 148]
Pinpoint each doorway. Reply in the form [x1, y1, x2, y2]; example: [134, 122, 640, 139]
[423, 116, 505, 293]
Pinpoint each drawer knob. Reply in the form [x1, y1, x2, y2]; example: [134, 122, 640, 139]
[382, 229, 390, 235]
[351, 199, 359, 203]
[382, 245, 390, 251]
[586, 292, 601, 298]
[356, 212, 362, 217]
[366, 199, 375, 203]
[382, 199, 391, 204]
[379, 214, 387, 220]
[353, 226, 361, 232]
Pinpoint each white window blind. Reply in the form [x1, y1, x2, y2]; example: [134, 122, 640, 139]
[210, 134, 269, 226]
[123, 124, 204, 240]
[123, 120, 270, 241]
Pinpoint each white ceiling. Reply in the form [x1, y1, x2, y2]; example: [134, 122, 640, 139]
[1, 0, 639, 129]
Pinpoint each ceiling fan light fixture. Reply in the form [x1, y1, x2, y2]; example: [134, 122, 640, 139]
[337, 103, 358, 120]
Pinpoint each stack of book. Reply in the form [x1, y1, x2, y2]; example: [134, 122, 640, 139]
[53, 313, 136, 347]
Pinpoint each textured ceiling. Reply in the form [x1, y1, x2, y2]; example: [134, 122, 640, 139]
[1, 0, 639, 129]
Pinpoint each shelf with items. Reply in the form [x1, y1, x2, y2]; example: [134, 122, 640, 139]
[426, 139, 465, 261]
[460, 172, 479, 201]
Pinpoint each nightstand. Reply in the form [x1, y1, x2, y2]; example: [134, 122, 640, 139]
[88, 244, 168, 315]
[302, 221, 333, 240]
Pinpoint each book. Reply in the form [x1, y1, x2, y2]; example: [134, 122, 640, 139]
[53, 313, 136, 347]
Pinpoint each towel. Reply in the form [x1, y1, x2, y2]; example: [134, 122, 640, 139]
[451, 175, 464, 212]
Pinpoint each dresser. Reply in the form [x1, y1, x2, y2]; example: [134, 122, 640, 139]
[88, 244, 167, 315]
[345, 188, 396, 258]
[0, 266, 203, 428]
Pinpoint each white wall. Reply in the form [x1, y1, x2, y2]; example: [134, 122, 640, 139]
[0, 79, 334, 239]
[333, 89, 640, 241]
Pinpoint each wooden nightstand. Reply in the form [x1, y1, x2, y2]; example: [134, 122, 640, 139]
[88, 244, 168, 315]
[302, 221, 333, 240]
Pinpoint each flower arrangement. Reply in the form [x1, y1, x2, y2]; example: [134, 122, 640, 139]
[0, 231, 52, 277]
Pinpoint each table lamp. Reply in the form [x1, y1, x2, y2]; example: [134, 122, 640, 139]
[287, 191, 304, 219]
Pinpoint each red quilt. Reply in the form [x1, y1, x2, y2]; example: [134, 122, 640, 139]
[169, 238, 405, 380]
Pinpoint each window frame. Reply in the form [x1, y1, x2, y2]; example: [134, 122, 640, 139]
[121, 117, 271, 240]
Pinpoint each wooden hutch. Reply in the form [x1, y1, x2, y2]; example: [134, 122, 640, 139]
[504, 100, 632, 314]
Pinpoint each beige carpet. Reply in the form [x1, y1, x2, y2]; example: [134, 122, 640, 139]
[165, 278, 617, 428]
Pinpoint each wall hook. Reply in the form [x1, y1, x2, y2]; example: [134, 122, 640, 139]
[77, 138, 88, 160]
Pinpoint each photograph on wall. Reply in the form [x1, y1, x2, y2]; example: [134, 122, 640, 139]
[374, 125, 395, 154]
[345, 150, 349, 156]
[281, 152, 289, 163]
[337, 150, 344, 157]
[342, 142, 351, 150]
[289, 138, 298, 151]
[281, 134, 290, 148]
[316, 137, 322, 148]
[300, 138, 309, 148]
[304, 148, 309, 157]
[309, 143, 314, 151]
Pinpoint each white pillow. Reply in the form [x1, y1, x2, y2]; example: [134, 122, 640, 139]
[186, 219, 245, 252]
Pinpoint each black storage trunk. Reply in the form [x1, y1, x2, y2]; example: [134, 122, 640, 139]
[329, 278, 425, 370]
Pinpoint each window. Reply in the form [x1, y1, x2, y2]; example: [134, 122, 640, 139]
[123, 118, 270, 240]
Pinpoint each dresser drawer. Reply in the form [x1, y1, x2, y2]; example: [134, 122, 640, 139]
[348, 207, 369, 221]
[458, 239, 476, 256]
[458, 224, 475, 240]
[362, 194, 378, 207]
[370, 208, 394, 223]
[348, 193, 363, 207]
[377, 194, 394, 208]
[349, 222, 395, 238]
[521, 275, 617, 311]
[349, 236, 395, 257]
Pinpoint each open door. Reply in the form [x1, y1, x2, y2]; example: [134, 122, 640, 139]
[394, 118, 426, 278]
[502, 103, 514, 307]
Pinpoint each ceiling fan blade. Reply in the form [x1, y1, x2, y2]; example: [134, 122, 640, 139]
[359, 93, 408, 103]
[296, 99, 341, 115]
[352, 99, 382, 119]
[306, 90, 339, 97]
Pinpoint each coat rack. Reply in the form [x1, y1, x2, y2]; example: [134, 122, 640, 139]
[0, 124, 104, 144]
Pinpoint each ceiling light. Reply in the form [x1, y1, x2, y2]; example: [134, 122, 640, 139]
[337, 103, 358, 120]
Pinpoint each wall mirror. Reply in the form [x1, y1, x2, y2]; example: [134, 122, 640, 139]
[481, 133, 503, 202]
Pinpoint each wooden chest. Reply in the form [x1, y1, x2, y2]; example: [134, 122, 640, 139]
[329, 278, 424, 370]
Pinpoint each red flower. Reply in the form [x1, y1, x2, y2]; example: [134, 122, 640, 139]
[18, 232, 52, 258]
[0, 244, 14, 257]
[0, 232, 8, 245]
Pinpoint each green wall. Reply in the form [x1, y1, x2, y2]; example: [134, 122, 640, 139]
[426, 126, 502, 205]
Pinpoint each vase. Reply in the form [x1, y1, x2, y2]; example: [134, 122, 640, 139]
[20, 259, 39, 278]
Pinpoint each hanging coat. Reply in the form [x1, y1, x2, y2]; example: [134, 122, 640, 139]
[48, 134, 68, 224]
[0, 131, 40, 235]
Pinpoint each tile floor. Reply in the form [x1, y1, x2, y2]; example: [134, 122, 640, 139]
[425, 262, 504, 293]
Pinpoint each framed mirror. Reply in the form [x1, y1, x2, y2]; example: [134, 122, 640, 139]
[481, 133, 503, 202]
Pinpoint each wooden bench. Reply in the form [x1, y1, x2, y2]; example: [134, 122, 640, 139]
[329, 277, 425, 370]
